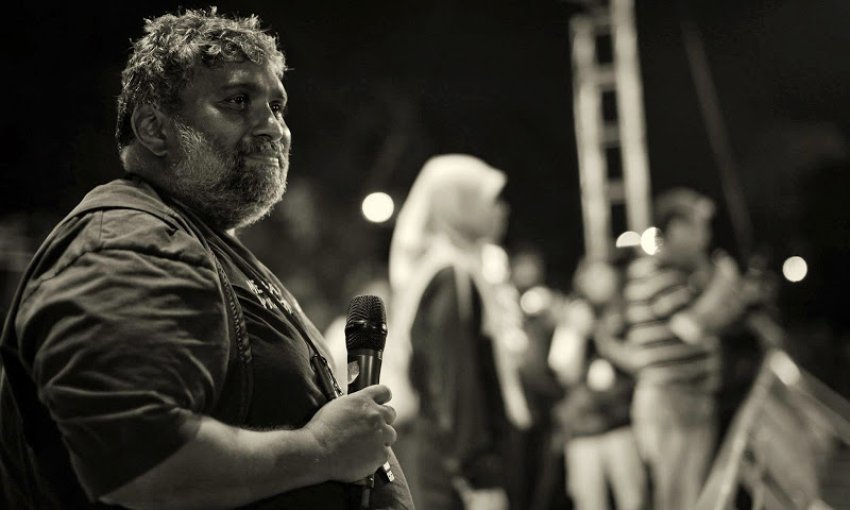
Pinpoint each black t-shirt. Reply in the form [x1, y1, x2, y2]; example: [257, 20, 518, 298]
[202, 222, 413, 509]
[206, 224, 333, 429]
[0, 178, 412, 509]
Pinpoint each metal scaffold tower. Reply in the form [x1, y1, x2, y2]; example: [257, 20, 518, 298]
[570, 0, 652, 261]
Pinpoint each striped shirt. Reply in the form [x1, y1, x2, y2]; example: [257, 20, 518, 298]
[623, 256, 722, 391]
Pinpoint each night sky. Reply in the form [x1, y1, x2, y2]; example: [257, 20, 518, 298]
[2, 0, 850, 337]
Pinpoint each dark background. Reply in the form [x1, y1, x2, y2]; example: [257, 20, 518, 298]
[2, 0, 850, 385]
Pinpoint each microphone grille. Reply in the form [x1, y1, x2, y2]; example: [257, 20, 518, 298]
[345, 294, 387, 351]
[346, 294, 386, 323]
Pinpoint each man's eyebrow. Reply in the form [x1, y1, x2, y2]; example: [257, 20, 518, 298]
[218, 82, 287, 100]
[219, 81, 257, 91]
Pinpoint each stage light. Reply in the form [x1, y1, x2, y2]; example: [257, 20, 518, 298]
[782, 256, 807, 283]
[361, 192, 394, 223]
[640, 227, 661, 255]
[520, 286, 553, 316]
[616, 231, 641, 248]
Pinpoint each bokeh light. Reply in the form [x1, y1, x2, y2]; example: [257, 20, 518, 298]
[616, 230, 641, 248]
[640, 227, 662, 255]
[782, 256, 808, 283]
[520, 286, 553, 316]
[361, 192, 395, 223]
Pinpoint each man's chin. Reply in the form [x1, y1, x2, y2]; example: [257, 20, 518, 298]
[236, 183, 287, 227]
[232, 198, 283, 230]
[171, 168, 287, 231]
[244, 160, 288, 185]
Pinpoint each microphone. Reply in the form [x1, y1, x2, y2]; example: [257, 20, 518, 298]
[343, 295, 394, 508]
[345, 295, 388, 394]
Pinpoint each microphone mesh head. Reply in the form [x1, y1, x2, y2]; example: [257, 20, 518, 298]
[345, 295, 387, 351]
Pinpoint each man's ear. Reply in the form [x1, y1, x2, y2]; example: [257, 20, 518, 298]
[130, 104, 170, 157]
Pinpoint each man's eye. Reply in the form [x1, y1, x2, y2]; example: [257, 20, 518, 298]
[270, 102, 287, 115]
[226, 95, 248, 108]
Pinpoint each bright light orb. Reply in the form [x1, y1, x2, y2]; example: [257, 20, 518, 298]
[640, 227, 661, 255]
[616, 231, 641, 248]
[782, 256, 808, 283]
[520, 286, 553, 316]
[361, 192, 395, 223]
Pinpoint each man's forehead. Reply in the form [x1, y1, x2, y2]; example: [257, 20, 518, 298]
[189, 61, 285, 95]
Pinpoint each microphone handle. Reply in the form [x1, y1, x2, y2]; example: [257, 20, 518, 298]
[347, 348, 383, 394]
[345, 348, 392, 508]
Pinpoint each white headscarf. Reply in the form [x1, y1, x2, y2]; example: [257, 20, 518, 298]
[387, 154, 532, 429]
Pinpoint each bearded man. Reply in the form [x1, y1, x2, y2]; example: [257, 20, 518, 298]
[0, 9, 412, 510]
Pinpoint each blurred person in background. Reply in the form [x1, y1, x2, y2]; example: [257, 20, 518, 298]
[389, 154, 532, 510]
[509, 245, 571, 510]
[511, 246, 565, 424]
[623, 188, 748, 510]
[0, 9, 412, 509]
[548, 258, 647, 510]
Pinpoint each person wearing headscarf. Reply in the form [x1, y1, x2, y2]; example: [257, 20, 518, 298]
[388, 154, 532, 510]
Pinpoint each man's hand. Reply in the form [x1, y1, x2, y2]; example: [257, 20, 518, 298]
[101, 387, 398, 510]
[303, 384, 398, 482]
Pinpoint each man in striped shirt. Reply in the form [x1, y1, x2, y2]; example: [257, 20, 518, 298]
[620, 189, 747, 510]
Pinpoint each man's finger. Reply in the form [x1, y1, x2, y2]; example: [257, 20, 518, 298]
[382, 425, 398, 446]
[380, 404, 397, 424]
[360, 384, 392, 404]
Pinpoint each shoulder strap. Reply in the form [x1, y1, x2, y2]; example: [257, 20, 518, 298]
[205, 247, 254, 423]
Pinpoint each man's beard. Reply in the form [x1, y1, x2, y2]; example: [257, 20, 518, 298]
[168, 120, 288, 231]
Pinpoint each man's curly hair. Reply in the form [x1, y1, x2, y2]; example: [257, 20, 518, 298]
[116, 7, 285, 152]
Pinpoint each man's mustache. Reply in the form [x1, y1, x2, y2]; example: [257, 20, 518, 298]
[239, 139, 286, 158]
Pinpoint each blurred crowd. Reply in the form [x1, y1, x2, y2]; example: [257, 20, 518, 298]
[316, 154, 776, 510]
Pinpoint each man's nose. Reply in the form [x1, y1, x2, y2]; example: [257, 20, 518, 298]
[252, 104, 289, 146]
